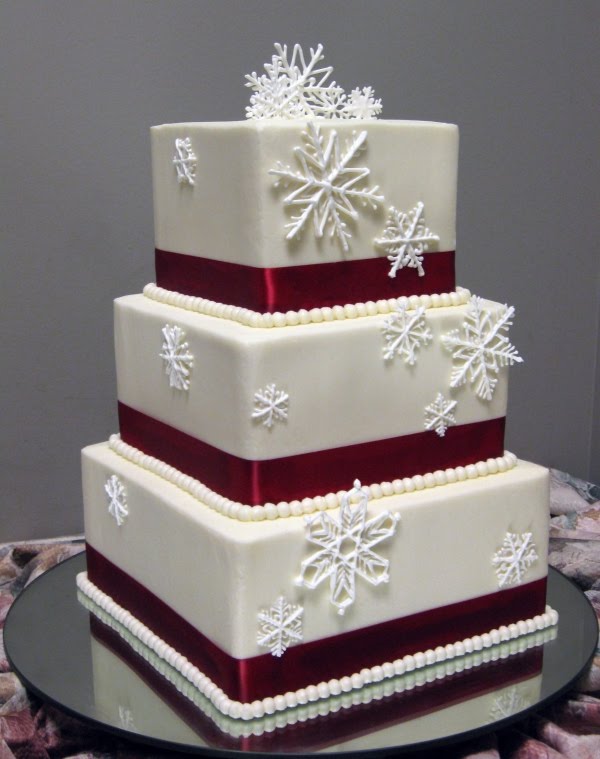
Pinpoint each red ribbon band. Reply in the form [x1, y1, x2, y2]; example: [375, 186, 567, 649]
[86, 544, 547, 705]
[118, 402, 506, 506]
[155, 248, 456, 313]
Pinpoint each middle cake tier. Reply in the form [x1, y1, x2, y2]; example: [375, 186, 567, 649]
[115, 289, 510, 506]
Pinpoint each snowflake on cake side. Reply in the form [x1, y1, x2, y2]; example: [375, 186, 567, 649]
[374, 202, 440, 278]
[105, 475, 128, 527]
[270, 122, 383, 252]
[381, 304, 433, 364]
[252, 383, 289, 429]
[172, 137, 197, 185]
[245, 43, 382, 121]
[257, 596, 304, 657]
[441, 295, 523, 401]
[297, 479, 400, 616]
[159, 325, 194, 391]
[492, 532, 538, 588]
[424, 393, 457, 437]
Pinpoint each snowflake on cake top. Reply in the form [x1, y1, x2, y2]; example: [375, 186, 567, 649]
[257, 596, 304, 657]
[159, 324, 194, 391]
[297, 479, 400, 616]
[492, 532, 538, 588]
[270, 122, 383, 252]
[381, 304, 433, 364]
[172, 137, 197, 185]
[252, 383, 289, 429]
[245, 43, 381, 121]
[424, 393, 457, 437]
[441, 296, 522, 401]
[374, 202, 440, 278]
[105, 475, 128, 527]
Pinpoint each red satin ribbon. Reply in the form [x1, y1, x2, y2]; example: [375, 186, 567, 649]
[118, 402, 506, 506]
[155, 248, 456, 313]
[91, 613, 542, 752]
[86, 544, 547, 705]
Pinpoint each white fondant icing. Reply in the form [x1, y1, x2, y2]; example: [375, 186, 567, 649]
[78, 574, 557, 721]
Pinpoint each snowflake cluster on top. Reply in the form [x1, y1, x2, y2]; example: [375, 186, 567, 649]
[246, 43, 382, 121]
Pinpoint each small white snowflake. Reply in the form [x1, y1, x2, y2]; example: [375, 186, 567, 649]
[297, 479, 400, 616]
[442, 295, 523, 401]
[172, 137, 197, 185]
[159, 324, 194, 391]
[270, 122, 383, 252]
[105, 475, 128, 527]
[381, 304, 433, 364]
[374, 202, 440, 278]
[424, 393, 457, 437]
[245, 43, 381, 121]
[257, 596, 304, 657]
[488, 686, 529, 722]
[492, 532, 538, 588]
[252, 383, 289, 429]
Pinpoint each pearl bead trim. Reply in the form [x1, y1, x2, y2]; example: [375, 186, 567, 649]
[108, 434, 518, 522]
[143, 283, 472, 328]
[77, 571, 558, 722]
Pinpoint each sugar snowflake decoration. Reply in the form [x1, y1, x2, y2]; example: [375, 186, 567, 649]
[257, 596, 304, 657]
[245, 43, 381, 121]
[105, 475, 128, 527]
[381, 304, 433, 364]
[424, 393, 457, 437]
[252, 383, 289, 428]
[297, 479, 400, 616]
[492, 532, 538, 588]
[488, 686, 530, 722]
[270, 122, 383, 252]
[374, 202, 440, 278]
[441, 296, 523, 401]
[172, 137, 197, 185]
[118, 706, 135, 730]
[159, 324, 194, 391]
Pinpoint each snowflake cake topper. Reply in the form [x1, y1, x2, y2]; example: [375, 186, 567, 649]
[159, 324, 194, 391]
[492, 531, 538, 588]
[381, 304, 433, 364]
[252, 383, 289, 428]
[245, 43, 382, 121]
[270, 122, 383, 252]
[424, 393, 457, 437]
[297, 479, 400, 616]
[173, 137, 197, 185]
[105, 475, 128, 527]
[442, 295, 523, 401]
[374, 202, 440, 278]
[257, 596, 304, 657]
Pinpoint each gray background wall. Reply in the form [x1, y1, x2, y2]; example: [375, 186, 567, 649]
[2, 0, 599, 541]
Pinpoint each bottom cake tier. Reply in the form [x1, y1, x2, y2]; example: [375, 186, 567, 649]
[79, 441, 558, 719]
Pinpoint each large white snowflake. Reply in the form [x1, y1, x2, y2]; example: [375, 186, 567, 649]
[441, 296, 523, 401]
[105, 475, 128, 527]
[257, 596, 304, 657]
[492, 532, 538, 588]
[245, 43, 381, 121]
[374, 202, 440, 278]
[159, 324, 194, 391]
[297, 479, 400, 616]
[270, 122, 383, 252]
[381, 304, 433, 364]
[172, 137, 197, 185]
[424, 393, 457, 437]
[252, 383, 289, 429]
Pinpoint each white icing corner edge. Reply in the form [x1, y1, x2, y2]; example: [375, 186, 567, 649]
[77, 571, 558, 722]
[108, 434, 518, 522]
[143, 284, 472, 329]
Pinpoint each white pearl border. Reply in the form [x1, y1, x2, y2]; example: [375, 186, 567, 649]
[108, 434, 518, 522]
[77, 571, 558, 722]
[143, 283, 472, 329]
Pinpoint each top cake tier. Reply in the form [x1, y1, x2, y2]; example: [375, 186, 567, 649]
[152, 120, 458, 313]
